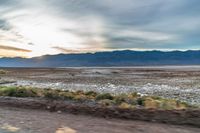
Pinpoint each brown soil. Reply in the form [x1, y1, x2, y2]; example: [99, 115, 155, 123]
[0, 97, 200, 128]
[0, 106, 200, 133]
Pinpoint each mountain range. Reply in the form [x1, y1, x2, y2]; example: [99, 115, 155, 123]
[0, 50, 200, 67]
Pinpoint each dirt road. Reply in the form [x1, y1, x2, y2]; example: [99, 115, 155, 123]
[0, 107, 199, 133]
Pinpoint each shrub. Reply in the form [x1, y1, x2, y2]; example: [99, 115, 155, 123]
[95, 93, 114, 100]
[114, 94, 126, 105]
[137, 97, 145, 106]
[0, 87, 38, 97]
[98, 99, 114, 106]
[43, 90, 60, 99]
[0, 70, 7, 75]
[73, 94, 87, 101]
[119, 102, 134, 109]
[59, 92, 74, 100]
[85, 91, 97, 97]
[0, 86, 193, 110]
[75, 90, 85, 95]
[144, 98, 160, 109]
[130, 92, 138, 98]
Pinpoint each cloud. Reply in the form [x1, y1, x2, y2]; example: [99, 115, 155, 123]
[0, 0, 200, 57]
[0, 19, 12, 31]
[0, 45, 31, 52]
[43, 0, 200, 49]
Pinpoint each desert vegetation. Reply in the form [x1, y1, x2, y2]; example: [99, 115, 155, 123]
[0, 86, 192, 110]
[0, 69, 7, 75]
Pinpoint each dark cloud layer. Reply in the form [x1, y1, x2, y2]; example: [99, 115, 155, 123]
[44, 0, 200, 50]
[0, 19, 12, 31]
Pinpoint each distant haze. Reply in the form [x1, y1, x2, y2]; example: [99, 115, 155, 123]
[0, 0, 200, 57]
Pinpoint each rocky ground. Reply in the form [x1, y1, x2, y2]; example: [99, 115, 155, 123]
[0, 106, 200, 133]
[1, 66, 200, 105]
[0, 67, 200, 133]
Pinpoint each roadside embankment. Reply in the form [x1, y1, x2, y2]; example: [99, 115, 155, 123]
[0, 86, 199, 127]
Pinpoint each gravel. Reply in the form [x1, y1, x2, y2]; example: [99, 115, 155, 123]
[3, 80, 200, 106]
[1, 67, 200, 106]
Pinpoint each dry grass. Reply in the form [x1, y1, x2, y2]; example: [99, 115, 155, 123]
[0, 70, 7, 75]
[0, 86, 193, 110]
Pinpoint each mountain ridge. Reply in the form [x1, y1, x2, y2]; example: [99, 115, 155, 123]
[0, 50, 200, 67]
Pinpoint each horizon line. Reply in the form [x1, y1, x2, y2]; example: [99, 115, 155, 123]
[0, 49, 200, 59]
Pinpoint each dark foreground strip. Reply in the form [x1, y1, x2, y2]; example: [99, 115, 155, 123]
[0, 97, 199, 127]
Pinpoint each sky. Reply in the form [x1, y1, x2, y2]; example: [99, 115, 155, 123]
[0, 0, 200, 57]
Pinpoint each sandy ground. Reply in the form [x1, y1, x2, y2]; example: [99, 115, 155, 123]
[0, 107, 200, 133]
